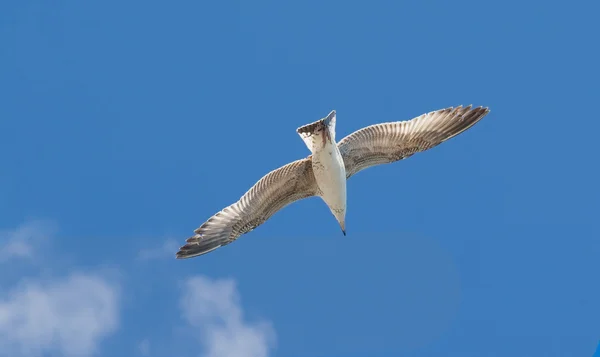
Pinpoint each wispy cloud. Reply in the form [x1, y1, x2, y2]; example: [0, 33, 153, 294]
[0, 220, 55, 262]
[138, 339, 150, 356]
[137, 239, 179, 261]
[180, 276, 276, 357]
[0, 221, 121, 357]
[0, 274, 120, 357]
[1, 222, 273, 357]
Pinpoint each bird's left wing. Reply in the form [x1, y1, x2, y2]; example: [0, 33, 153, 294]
[337, 105, 490, 179]
[177, 158, 318, 259]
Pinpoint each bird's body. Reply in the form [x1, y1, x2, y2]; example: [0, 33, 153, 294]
[312, 141, 347, 234]
[176, 105, 490, 259]
[297, 111, 347, 234]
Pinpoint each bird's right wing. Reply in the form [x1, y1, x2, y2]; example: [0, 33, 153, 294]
[177, 158, 318, 259]
[338, 105, 490, 179]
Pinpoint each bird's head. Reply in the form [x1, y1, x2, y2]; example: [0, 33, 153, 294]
[332, 208, 346, 236]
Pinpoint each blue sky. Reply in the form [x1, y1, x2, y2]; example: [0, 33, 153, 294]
[1, 0, 599, 356]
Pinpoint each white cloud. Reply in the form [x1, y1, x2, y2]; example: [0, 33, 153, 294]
[0, 273, 120, 357]
[137, 239, 180, 261]
[0, 220, 121, 357]
[138, 339, 150, 356]
[0, 220, 54, 262]
[180, 276, 276, 357]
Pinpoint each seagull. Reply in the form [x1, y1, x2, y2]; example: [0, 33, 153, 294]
[176, 105, 490, 259]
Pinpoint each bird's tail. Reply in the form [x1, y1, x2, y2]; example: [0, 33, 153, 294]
[297, 110, 336, 154]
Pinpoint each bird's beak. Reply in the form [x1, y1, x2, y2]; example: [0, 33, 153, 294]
[340, 221, 346, 236]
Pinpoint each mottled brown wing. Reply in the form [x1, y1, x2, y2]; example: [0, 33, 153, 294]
[337, 105, 490, 178]
[177, 158, 318, 259]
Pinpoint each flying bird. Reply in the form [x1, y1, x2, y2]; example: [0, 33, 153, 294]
[176, 105, 490, 259]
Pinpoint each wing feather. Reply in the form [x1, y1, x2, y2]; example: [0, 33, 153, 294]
[337, 105, 490, 178]
[176, 158, 318, 259]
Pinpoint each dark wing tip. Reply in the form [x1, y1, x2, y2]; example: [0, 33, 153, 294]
[175, 240, 222, 259]
[473, 105, 491, 121]
[474, 105, 490, 114]
[430, 105, 490, 145]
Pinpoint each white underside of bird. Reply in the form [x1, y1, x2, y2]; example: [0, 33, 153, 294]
[296, 110, 347, 235]
[176, 105, 490, 259]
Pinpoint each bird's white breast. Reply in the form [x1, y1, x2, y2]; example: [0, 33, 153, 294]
[311, 141, 347, 211]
